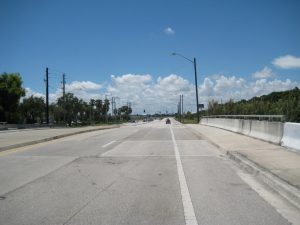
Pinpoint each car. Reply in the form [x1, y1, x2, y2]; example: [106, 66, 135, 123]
[166, 118, 171, 124]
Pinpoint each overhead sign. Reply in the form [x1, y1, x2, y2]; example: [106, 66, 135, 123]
[198, 104, 204, 109]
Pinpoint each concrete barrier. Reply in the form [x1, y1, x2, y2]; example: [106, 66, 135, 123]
[241, 120, 251, 136]
[0, 122, 8, 130]
[201, 118, 283, 144]
[249, 120, 283, 144]
[281, 123, 300, 152]
[201, 118, 241, 132]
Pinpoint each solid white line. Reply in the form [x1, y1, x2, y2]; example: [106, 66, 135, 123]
[102, 140, 116, 148]
[100, 154, 217, 157]
[170, 126, 198, 225]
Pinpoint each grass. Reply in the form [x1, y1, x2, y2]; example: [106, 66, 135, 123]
[175, 117, 199, 124]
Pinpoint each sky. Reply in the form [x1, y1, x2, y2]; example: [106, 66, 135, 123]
[1, 0, 300, 114]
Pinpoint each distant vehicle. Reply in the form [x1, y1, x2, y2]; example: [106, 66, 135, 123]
[166, 118, 171, 124]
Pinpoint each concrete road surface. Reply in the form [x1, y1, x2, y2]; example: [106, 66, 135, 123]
[0, 119, 298, 225]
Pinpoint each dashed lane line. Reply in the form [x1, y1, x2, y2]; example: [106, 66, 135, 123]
[102, 140, 117, 148]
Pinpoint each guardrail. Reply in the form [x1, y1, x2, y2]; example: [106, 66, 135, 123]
[202, 115, 286, 122]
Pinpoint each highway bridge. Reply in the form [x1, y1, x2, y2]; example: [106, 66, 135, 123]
[0, 119, 299, 225]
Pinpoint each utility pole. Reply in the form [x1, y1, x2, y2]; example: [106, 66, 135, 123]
[111, 97, 113, 116]
[179, 95, 182, 122]
[194, 58, 200, 123]
[45, 67, 49, 125]
[62, 73, 66, 124]
[104, 95, 109, 123]
[178, 102, 180, 121]
[181, 95, 184, 122]
[62, 73, 66, 99]
[113, 97, 117, 121]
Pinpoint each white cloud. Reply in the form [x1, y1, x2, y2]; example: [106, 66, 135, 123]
[26, 74, 299, 114]
[272, 55, 300, 69]
[66, 81, 101, 92]
[250, 78, 297, 96]
[107, 73, 194, 114]
[24, 88, 45, 98]
[214, 76, 246, 93]
[164, 27, 175, 35]
[252, 66, 274, 79]
[196, 75, 299, 110]
[111, 74, 152, 84]
[49, 81, 103, 103]
[106, 73, 299, 114]
[156, 74, 192, 92]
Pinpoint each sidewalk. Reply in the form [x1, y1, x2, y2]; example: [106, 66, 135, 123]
[187, 124, 300, 208]
[0, 125, 119, 151]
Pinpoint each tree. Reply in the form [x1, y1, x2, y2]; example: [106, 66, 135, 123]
[20, 96, 45, 124]
[118, 105, 132, 120]
[0, 73, 26, 122]
[103, 99, 110, 115]
[204, 87, 300, 122]
[89, 99, 96, 122]
[56, 93, 80, 126]
[95, 99, 103, 121]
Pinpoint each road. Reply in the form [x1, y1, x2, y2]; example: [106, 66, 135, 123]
[0, 119, 294, 225]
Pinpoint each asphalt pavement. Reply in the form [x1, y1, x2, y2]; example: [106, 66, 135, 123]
[0, 119, 298, 225]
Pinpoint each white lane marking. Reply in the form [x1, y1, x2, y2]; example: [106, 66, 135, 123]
[100, 154, 218, 157]
[170, 126, 198, 225]
[102, 140, 116, 148]
[101, 129, 139, 153]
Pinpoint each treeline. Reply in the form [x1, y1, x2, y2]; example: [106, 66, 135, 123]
[205, 87, 300, 122]
[0, 73, 132, 125]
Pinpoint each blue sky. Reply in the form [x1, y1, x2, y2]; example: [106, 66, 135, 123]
[1, 0, 300, 113]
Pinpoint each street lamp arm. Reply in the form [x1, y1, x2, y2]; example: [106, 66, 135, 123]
[172, 53, 193, 63]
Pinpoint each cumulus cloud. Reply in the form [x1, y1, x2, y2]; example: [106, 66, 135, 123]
[251, 78, 297, 96]
[272, 55, 300, 69]
[214, 76, 246, 93]
[24, 88, 45, 98]
[26, 74, 299, 114]
[156, 74, 192, 92]
[164, 27, 175, 35]
[106, 73, 299, 114]
[198, 76, 298, 105]
[111, 74, 152, 84]
[48, 81, 102, 103]
[66, 81, 101, 92]
[107, 73, 194, 114]
[252, 66, 274, 79]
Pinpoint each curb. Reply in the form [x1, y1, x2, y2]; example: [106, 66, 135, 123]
[0, 125, 119, 152]
[227, 151, 300, 210]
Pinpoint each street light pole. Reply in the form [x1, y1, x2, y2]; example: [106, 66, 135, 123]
[193, 58, 200, 123]
[172, 53, 200, 123]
